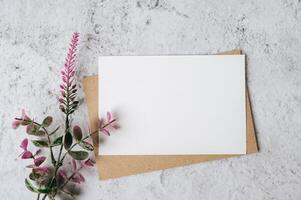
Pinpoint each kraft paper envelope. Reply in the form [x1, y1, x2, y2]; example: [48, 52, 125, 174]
[83, 50, 258, 180]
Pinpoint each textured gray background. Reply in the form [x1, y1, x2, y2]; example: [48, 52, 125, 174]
[0, 0, 301, 199]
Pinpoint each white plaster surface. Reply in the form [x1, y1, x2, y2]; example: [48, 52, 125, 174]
[0, 0, 301, 199]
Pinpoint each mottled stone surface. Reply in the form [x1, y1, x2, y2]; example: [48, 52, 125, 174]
[1, 0, 301, 199]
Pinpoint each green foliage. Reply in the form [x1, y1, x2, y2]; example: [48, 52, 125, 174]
[42, 116, 53, 127]
[26, 124, 45, 136]
[68, 150, 89, 160]
[32, 140, 49, 147]
[64, 131, 73, 149]
[25, 179, 51, 194]
[79, 141, 94, 151]
[51, 136, 63, 147]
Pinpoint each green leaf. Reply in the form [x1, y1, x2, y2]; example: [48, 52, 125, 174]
[68, 150, 89, 160]
[42, 116, 53, 127]
[29, 172, 41, 181]
[26, 124, 43, 136]
[36, 130, 46, 136]
[51, 136, 63, 147]
[64, 131, 73, 149]
[79, 141, 94, 151]
[32, 140, 49, 147]
[25, 179, 50, 193]
[25, 178, 38, 192]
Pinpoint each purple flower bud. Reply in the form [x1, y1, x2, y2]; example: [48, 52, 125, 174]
[34, 156, 46, 166]
[21, 151, 33, 159]
[73, 125, 83, 141]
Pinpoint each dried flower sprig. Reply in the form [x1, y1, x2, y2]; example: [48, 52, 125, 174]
[13, 33, 118, 200]
[59, 32, 79, 115]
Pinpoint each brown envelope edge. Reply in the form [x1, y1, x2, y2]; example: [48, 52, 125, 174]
[83, 50, 258, 180]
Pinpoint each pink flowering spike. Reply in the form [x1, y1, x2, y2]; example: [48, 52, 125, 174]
[84, 159, 95, 167]
[59, 32, 79, 112]
[21, 151, 33, 159]
[101, 128, 110, 136]
[34, 156, 46, 166]
[33, 167, 48, 174]
[20, 138, 28, 150]
[107, 112, 112, 122]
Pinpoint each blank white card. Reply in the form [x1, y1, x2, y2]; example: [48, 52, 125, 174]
[98, 55, 246, 155]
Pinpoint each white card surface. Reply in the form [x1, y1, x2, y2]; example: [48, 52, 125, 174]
[98, 55, 246, 155]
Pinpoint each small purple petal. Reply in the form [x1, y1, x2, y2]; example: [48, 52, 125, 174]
[110, 123, 119, 130]
[107, 112, 112, 122]
[71, 173, 85, 184]
[20, 138, 28, 151]
[34, 156, 46, 166]
[61, 90, 66, 97]
[84, 159, 95, 167]
[101, 128, 110, 136]
[72, 159, 77, 170]
[12, 120, 21, 129]
[58, 169, 68, 179]
[70, 71, 75, 77]
[71, 176, 81, 184]
[73, 125, 83, 140]
[78, 172, 85, 182]
[61, 71, 66, 76]
[21, 151, 33, 159]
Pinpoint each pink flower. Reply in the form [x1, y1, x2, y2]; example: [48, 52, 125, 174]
[58, 169, 68, 180]
[19, 138, 33, 159]
[12, 109, 30, 129]
[99, 112, 118, 136]
[82, 158, 95, 167]
[71, 173, 85, 184]
[34, 156, 46, 166]
[59, 32, 79, 113]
